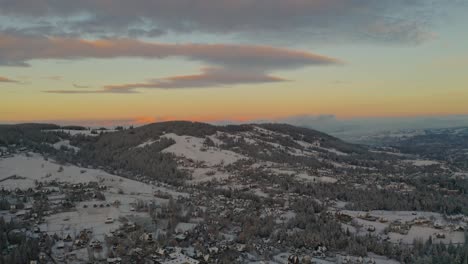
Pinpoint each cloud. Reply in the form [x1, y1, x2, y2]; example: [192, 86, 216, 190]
[102, 67, 286, 92]
[46, 67, 287, 93]
[73, 83, 90, 88]
[0, 33, 338, 92]
[0, 0, 455, 43]
[0, 76, 18, 83]
[0, 33, 339, 68]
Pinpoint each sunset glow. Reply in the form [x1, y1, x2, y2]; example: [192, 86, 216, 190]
[1, 1, 467, 125]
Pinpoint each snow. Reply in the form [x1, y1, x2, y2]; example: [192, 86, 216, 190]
[370, 150, 409, 157]
[453, 172, 468, 179]
[341, 210, 443, 225]
[0, 152, 190, 254]
[295, 140, 320, 149]
[175, 222, 197, 233]
[161, 133, 246, 166]
[404, 159, 440, 166]
[295, 139, 348, 156]
[269, 168, 337, 183]
[164, 252, 199, 264]
[252, 188, 269, 197]
[187, 167, 231, 183]
[389, 225, 465, 244]
[52, 140, 80, 152]
[209, 132, 229, 146]
[338, 210, 466, 245]
[136, 139, 157, 148]
[42, 207, 124, 240]
[253, 126, 277, 136]
[45, 129, 99, 137]
[0, 153, 188, 199]
[320, 147, 348, 156]
[296, 173, 338, 183]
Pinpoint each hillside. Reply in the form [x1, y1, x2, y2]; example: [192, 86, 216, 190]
[2, 121, 468, 263]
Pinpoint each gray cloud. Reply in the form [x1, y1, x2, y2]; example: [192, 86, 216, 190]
[105, 67, 285, 92]
[0, 33, 340, 92]
[46, 67, 287, 93]
[0, 33, 339, 68]
[0, 0, 457, 43]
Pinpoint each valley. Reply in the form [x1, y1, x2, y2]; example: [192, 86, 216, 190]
[1, 122, 468, 263]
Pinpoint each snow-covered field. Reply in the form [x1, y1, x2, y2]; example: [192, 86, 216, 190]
[0, 152, 191, 262]
[52, 140, 80, 152]
[403, 159, 440, 166]
[0, 153, 186, 199]
[269, 168, 337, 183]
[187, 167, 231, 183]
[161, 133, 246, 166]
[339, 210, 466, 245]
[271, 252, 399, 264]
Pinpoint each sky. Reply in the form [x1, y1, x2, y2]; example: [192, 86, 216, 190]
[1, 0, 468, 126]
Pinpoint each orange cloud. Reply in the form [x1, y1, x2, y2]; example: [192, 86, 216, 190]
[0, 76, 18, 83]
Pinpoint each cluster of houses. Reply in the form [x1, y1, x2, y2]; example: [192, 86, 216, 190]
[0, 146, 28, 158]
[337, 210, 468, 240]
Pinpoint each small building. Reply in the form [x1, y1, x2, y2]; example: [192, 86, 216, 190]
[107, 257, 122, 264]
[165, 252, 199, 264]
[64, 233, 73, 242]
[56, 241, 65, 249]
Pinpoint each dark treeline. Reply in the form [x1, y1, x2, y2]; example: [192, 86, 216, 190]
[0, 217, 40, 264]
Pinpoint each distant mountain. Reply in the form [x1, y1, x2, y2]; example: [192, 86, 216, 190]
[386, 127, 468, 169]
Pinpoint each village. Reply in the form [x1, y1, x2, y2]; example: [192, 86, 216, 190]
[1, 151, 466, 264]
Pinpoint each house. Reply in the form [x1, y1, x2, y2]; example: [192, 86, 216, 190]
[175, 233, 186, 241]
[63, 233, 73, 242]
[15, 210, 26, 218]
[56, 241, 65, 249]
[156, 248, 167, 256]
[89, 240, 102, 249]
[140, 233, 154, 243]
[208, 247, 219, 254]
[434, 221, 444, 229]
[379, 217, 389, 223]
[236, 243, 246, 252]
[107, 257, 122, 264]
[288, 255, 300, 264]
